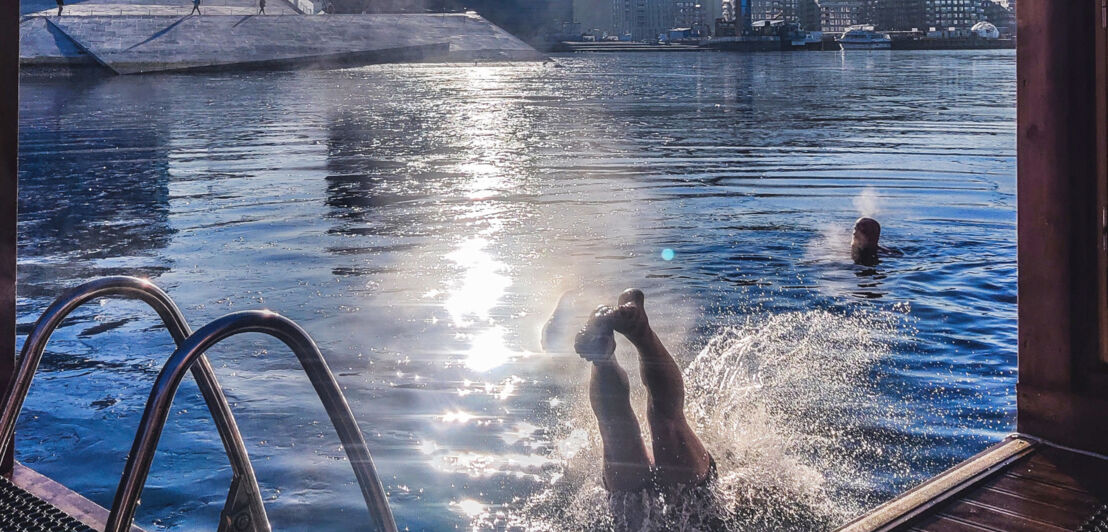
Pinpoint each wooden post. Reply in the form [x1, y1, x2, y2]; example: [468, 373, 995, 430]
[0, 0, 18, 476]
[1017, 0, 1108, 454]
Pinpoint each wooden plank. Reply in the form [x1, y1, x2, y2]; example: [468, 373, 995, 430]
[1035, 446, 1108, 487]
[963, 486, 1090, 530]
[986, 473, 1103, 511]
[1006, 464, 1108, 495]
[936, 500, 1070, 532]
[1009, 450, 1108, 493]
[908, 514, 997, 532]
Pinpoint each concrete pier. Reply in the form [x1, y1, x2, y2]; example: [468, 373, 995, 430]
[20, 10, 545, 73]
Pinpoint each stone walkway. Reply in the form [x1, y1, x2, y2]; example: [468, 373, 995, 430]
[28, 4, 298, 16]
[21, 0, 300, 16]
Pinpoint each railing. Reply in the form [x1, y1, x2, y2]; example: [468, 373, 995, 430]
[0, 276, 269, 532]
[0, 277, 397, 532]
[106, 310, 397, 532]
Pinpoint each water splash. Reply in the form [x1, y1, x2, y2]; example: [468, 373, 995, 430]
[476, 307, 911, 531]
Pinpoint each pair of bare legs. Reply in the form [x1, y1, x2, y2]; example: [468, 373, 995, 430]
[575, 289, 713, 492]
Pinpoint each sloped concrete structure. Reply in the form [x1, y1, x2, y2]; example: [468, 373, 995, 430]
[19, 17, 97, 66]
[20, 12, 545, 73]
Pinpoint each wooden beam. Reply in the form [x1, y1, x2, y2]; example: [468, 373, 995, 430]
[0, 0, 19, 477]
[1098, 0, 1108, 366]
[1017, 0, 1108, 454]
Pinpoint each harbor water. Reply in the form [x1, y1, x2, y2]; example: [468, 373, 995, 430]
[16, 50, 1016, 530]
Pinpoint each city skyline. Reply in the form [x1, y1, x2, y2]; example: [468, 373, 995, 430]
[569, 0, 1013, 41]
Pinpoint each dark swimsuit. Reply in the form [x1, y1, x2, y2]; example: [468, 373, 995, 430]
[606, 455, 716, 493]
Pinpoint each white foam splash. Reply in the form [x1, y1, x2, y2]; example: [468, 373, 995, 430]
[473, 308, 911, 531]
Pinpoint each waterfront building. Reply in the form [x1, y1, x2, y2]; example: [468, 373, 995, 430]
[672, 0, 709, 35]
[924, 0, 984, 30]
[816, 0, 865, 34]
[862, 0, 1010, 33]
[573, 0, 614, 36]
[716, 0, 752, 35]
[796, 0, 821, 30]
[442, 0, 574, 42]
[735, 0, 753, 31]
[699, 0, 723, 34]
[981, 0, 1014, 35]
[870, 0, 925, 31]
[611, 0, 675, 40]
[749, 0, 792, 21]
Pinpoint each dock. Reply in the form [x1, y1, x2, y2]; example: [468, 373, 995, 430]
[0, 463, 144, 531]
[841, 436, 1108, 531]
[554, 41, 703, 52]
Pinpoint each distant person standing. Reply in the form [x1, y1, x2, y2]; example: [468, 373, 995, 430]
[190, 0, 201, 15]
[55, 0, 64, 16]
[258, 0, 265, 14]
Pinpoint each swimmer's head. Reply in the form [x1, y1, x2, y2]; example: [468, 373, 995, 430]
[851, 217, 880, 265]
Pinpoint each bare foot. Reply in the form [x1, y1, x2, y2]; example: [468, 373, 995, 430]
[607, 289, 652, 344]
[574, 305, 616, 362]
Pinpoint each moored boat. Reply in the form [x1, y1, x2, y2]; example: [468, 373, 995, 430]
[836, 25, 891, 50]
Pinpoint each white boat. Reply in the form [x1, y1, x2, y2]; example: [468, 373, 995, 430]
[836, 25, 892, 49]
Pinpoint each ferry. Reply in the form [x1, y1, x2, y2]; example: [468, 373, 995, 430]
[836, 25, 892, 50]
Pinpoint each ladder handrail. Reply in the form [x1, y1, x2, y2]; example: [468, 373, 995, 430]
[106, 310, 398, 532]
[0, 276, 270, 532]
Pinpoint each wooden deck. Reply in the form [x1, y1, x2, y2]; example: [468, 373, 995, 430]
[840, 435, 1108, 532]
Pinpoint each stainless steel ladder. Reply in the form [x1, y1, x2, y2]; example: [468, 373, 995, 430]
[0, 277, 397, 532]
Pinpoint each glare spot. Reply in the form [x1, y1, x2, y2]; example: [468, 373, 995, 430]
[497, 379, 516, 401]
[465, 327, 516, 372]
[445, 238, 511, 327]
[661, 248, 675, 261]
[453, 499, 486, 518]
[441, 410, 475, 424]
[418, 440, 439, 455]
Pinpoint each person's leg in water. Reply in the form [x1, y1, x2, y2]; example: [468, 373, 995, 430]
[575, 307, 653, 492]
[606, 289, 712, 488]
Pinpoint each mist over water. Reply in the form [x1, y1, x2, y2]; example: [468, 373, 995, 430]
[16, 50, 1015, 530]
[853, 187, 881, 219]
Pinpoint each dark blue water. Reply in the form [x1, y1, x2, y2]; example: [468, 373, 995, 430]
[16, 50, 1015, 530]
